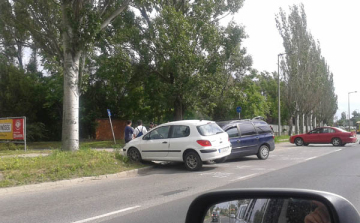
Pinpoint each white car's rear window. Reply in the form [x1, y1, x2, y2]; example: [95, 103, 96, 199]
[197, 123, 224, 136]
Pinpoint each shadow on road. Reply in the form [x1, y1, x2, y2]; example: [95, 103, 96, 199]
[138, 161, 217, 175]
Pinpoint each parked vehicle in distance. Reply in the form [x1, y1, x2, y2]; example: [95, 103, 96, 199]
[211, 211, 219, 222]
[218, 119, 275, 160]
[356, 121, 360, 134]
[290, 127, 357, 146]
[122, 120, 231, 171]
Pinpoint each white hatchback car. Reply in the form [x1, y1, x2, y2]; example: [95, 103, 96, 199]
[122, 120, 231, 170]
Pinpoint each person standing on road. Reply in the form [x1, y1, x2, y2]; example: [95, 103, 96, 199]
[124, 120, 134, 143]
[133, 120, 147, 138]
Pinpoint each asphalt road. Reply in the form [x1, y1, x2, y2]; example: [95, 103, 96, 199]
[0, 142, 359, 223]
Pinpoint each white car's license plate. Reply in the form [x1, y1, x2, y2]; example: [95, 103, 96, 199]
[219, 147, 229, 153]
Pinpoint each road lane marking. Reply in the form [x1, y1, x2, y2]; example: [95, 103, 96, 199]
[72, 205, 141, 223]
[236, 165, 251, 168]
[229, 173, 258, 182]
[335, 149, 342, 152]
[305, 156, 317, 161]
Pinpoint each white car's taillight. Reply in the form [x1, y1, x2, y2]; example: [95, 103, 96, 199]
[197, 140, 212, 147]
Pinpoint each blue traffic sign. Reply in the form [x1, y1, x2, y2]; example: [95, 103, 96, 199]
[236, 106, 242, 113]
[107, 109, 111, 117]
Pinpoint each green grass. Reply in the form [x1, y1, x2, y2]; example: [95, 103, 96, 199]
[27, 140, 124, 149]
[0, 140, 124, 153]
[0, 148, 144, 188]
[274, 135, 290, 143]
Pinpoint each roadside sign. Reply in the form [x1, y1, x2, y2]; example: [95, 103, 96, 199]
[236, 106, 241, 120]
[106, 109, 116, 144]
[0, 117, 27, 150]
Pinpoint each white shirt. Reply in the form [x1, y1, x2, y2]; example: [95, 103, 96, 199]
[133, 125, 148, 138]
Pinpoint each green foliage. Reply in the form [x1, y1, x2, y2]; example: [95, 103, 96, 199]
[276, 4, 337, 132]
[0, 143, 19, 151]
[274, 135, 290, 143]
[0, 0, 338, 142]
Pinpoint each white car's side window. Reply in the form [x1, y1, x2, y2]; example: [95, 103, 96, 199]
[149, 126, 170, 140]
[172, 125, 190, 138]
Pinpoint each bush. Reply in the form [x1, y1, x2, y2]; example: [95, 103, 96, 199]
[26, 122, 47, 141]
[0, 143, 21, 151]
[115, 150, 129, 163]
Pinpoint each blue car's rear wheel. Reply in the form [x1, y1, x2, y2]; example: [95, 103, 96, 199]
[257, 144, 270, 160]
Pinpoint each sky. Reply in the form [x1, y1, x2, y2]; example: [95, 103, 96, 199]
[222, 0, 360, 120]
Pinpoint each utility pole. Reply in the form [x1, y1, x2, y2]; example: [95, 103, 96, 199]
[348, 91, 357, 131]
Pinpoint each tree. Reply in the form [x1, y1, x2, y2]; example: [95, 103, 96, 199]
[2, 0, 133, 150]
[276, 4, 337, 134]
[134, 1, 248, 120]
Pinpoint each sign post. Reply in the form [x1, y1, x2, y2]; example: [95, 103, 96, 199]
[236, 106, 242, 120]
[107, 109, 116, 144]
[0, 117, 26, 150]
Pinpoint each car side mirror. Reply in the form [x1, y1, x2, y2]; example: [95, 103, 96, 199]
[185, 189, 360, 223]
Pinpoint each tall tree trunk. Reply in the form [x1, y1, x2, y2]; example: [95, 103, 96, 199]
[295, 112, 299, 135]
[314, 116, 317, 128]
[174, 96, 183, 120]
[299, 114, 304, 134]
[17, 41, 23, 69]
[288, 116, 293, 135]
[61, 3, 81, 151]
[305, 114, 309, 132]
[310, 112, 313, 130]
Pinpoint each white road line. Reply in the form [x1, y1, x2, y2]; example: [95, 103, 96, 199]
[305, 156, 317, 161]
[72, 206, 141, 223]
[230, 173, 258, 182]
[236, 166, 251, 169]
[335, 149, 342, 152]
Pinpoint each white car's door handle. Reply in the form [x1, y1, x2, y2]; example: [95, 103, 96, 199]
[162, 141, 168, 144]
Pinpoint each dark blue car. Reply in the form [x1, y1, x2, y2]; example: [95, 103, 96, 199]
[217, 119, 275, 160]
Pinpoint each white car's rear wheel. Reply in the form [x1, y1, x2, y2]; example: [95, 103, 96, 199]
[184, 151, 202, 171]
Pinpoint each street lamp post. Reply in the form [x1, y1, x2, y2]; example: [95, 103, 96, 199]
[348, 91, 357, 131]
[278, 52, 291, 136]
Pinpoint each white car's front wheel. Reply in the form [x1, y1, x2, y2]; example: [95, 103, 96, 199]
[184, 151, 202, 171]
[128, 147, 142, 162]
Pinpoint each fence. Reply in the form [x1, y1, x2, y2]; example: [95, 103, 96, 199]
[270, 124, 316, 136]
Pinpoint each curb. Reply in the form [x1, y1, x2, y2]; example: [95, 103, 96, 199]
[0, 166, 153, 196]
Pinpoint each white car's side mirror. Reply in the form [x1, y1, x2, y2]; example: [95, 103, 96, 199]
[185, 189, 360, 223]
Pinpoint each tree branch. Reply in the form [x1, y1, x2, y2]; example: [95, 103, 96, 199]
[139, 6, 151, 28]
[100, 0, 111, 17]
[100, 0, 130, 30]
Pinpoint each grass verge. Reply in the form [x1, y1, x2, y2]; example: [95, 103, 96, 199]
[0, 148, 144, 188]
[0, 140, 124, 155]
[274, 135, 290, 143]
[28, 140, 124, 149]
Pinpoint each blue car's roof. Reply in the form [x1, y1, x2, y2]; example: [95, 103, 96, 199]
[217, 119, 270, 130]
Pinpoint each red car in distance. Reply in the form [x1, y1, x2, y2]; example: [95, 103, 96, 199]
[290, 127, 357, 146]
